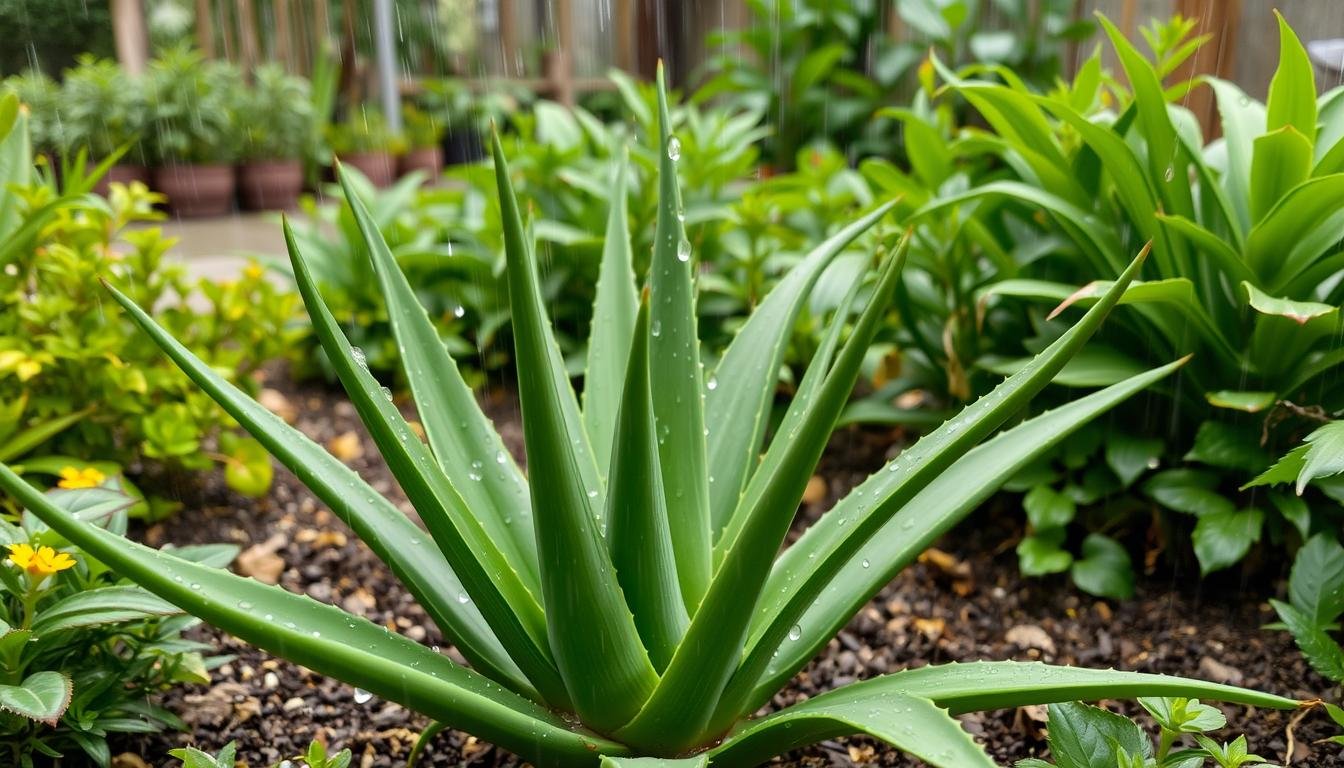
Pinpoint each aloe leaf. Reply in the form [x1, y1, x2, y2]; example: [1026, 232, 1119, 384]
[338, 165, 539, 596]
[615, 242, 906, 753]
[584, 150, 638, 477]
[736, 357, 1186, 712]
[709, 690, 995, 768]
[601, 757, 706, 768]
[706, 200, 897, 538]
[816, 661, 1296, 716]
[1267, 11, 1317, 144]
[101, 282, 533, 697]
[648, 64, 712, 610]
[0, 465, 626, 764]
[283, 219, 569, 708]
[493, 130, 657, 732]
[607, 296, 688, 671]
[717, 249, 1151, 725]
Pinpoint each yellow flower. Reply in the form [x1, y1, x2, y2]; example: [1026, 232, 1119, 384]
[57, 466, 106, 489]
[15, 358, 41, 382]
[6, 543, 76, 577]
[243, 262, 265, 281]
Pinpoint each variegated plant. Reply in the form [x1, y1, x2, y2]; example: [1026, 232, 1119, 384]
[0, 69, 1294, 766]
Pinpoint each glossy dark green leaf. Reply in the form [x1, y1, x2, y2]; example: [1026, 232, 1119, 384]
[1192, 508, 1264, 574]
[1070, 534, 1135, 600]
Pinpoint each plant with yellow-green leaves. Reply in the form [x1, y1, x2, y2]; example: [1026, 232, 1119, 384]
[0, 69, 1296, 766]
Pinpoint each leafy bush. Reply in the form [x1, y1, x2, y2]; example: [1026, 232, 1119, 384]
[878, 13, 1344, 590]
[171, 740, 352, 768]
[0, 482, 233, 767]
[401, 103, 443, 150]
[0, 100, 294, 507]
[235, 64, 312, 162]
[143, 44, 242, 165]
[0, 71, 63, 157]
[0, 70, 1295, 767]
[59, 55, 148, 163]
[326, 107, 403, 156]
[1019, 698, 1276, 767]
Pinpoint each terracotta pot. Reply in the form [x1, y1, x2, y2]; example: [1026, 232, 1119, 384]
[94, 163, 152, 197]
[238, 159, 304, 211]
[152, 163, 236, 217]
[398, 145, 443, 178]
[339, 151, 396, 188]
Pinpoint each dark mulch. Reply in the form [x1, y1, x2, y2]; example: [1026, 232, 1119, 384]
[113, 372, 1341, 767]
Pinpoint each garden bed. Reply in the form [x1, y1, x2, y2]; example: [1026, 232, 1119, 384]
[121, 369, 1341, 767]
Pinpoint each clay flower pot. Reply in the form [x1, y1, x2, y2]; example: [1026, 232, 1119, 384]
[153, 163, 236, 217]
[238, 159, 305, 211]
[398, 145, 443, 178]
[94, 163, 152, 197]
[339, 151, 396, 188]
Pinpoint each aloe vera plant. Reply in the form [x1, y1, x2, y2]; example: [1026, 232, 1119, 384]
[0, 70, 1295, 766]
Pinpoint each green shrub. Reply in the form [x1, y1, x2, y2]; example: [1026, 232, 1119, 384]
[0, 482, 233, 767]
[143, 44, 242, 165]
[59, 55, 148, 163]
[0, 69, 1295, 768]
[235, 64, 312, 162]
[326, 107, 404, 156]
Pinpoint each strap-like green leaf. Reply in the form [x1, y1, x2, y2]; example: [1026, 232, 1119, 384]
[715, 249, 1151, 727]
[615, 242, 906, 753]
[1250, 126, 1313, 227]
[101, 281, 533, 697]
[338, 165, 540, 596]
[648, 65, 712, 610]
[1209, 79, 1265, 235]
[734, 357, 1187, 715]
[709, 690, 994, 768]
[607, 297, 688, 671]
[584, 150, 638, 477]
[705, 201, 897, 539]
[1267, 10, 1317, 145]
[0, 671, 70, 726]
[601, 757, 706, 768]
[283, 219, 569, 708]
[493, 130, 657, 732]
[31, 586, 180, 634]
[0, 465, 625, 764]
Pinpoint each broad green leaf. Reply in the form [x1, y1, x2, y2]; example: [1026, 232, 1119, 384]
[584, 151, 638, 477]
[1205, 391, 1277, 413]
[339, 164, 539, 594]
[879, 108, 951, 185]
[982, 346, 1147, 387]
[1297, 421, 1344, 493]
[1192, 508, 1264, 574]
[1018, 529, 1073, 576]
[706, 201, 897, 539]
[1289, 533, 1344, 626]
[1139, 697, 1226, 734]
[0, 408, 93, 464]
[31, 586, 180, 634]
[1070, 534, 1135, 600]
[1266, 11, 1317, 144]
[1209, 79, 1266, 234]
[709, 690, 994, 768]
[607, 298, 687, 671]
[1184, 421, 1270, 473]
[1271, 600, 1344, 683]
[1246, 176, 1344, 281]
[219, 433, 273, 499]
[0, 671, 70, 726]
[601, 757, 706, 768]
[102, 282, 533, 698]
[1025, 485, 1075, 529]
[0, 465, 625, 764]
[615, 234, 907, 752]
[793, 44, 847, 101]
[649, 65, 711, 610]
[1105, 433, 1163, 488]
[1144, 469, 1233, 517]
[1153, 214, 1256, 285]
[728, 257, 1166, 720]
[1250, 127, 1312, 224]
[1047, 701, 1150, 768]
[493, 130, 655, 730]
[1244, 444, 1307, 490]
[284, 217, 567, 707]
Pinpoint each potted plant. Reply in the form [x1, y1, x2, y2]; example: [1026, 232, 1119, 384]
[1, 71, 64, 172]
[398, 102, 443, 177]
[60, 55, 149, 195]
[235, 64, 312, 210]
[143, 44, 239, 217]
[326, 107, 400, 187]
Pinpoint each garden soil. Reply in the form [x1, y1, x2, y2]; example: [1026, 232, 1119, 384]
[118, 371, 1342, 767]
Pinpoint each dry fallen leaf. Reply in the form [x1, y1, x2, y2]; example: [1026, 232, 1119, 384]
[1006, 624, 1056, 656]
[236, 533, 287, 585]
[802, 475, 828, 505]
[913, 616, 945, 639]
[258, 388, 297, 424]
[327, 430, 364, 462]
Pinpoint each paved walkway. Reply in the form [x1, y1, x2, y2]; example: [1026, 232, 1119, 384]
[145, 212, 289, 282]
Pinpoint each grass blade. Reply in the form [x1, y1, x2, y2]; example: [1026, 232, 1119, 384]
[648, 64, 712, 610]
[101, 281, 532, 696]
[337, 165, 540, 596]
[283, 219, 570, 709]
[608, 295, 688, 671]
[0, 465, 625, 766]
[740, 358, 1187, 711]
[584, 150, 639, 477]
[705, 201, 897, 539]
[493, 131, 658, 732]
